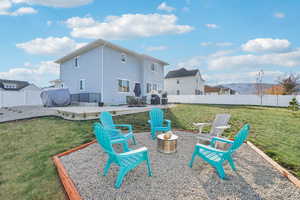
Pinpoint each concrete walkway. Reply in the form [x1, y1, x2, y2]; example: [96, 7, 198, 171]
[0, 106, 57, 123]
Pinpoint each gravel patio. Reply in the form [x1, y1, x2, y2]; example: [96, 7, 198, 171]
[60, 131, 300, 200]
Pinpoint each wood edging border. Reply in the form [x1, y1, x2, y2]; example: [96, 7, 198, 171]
[52, 140, 97, 200]
[52, 137, 300, 200]
[247, 141, 300, 189]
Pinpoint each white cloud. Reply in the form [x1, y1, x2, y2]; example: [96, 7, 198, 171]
[11, 0, 93, 8]
[47, 20, 52, 26]
[208, 49, 300, 70]
[274, 12, 285, 19]
[65, 14, 194, 40]
[157, 2, 175, 12]
[0, 0, 37, 16]
[146, 45, 168, 51]
[200, 42, 233, 47]
[10, 7, 37, 16]
[203, 70, 284, 84]
[16, 37, 86, 56]
[205, 24, 219, 29]
[0, 61, 59, 86]
[242, 38, 291, 53]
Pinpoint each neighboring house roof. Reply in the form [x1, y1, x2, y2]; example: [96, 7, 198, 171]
[55, 38, 169, 65]
[204, 85, 220, 93]
[205, 85, 235, 94]
[0, 79, 30, 91]
[165, 68, 200, 79]
[264, 85, 285, 95]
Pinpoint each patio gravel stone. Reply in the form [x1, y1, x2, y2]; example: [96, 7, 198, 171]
[60, 131, 300, 200]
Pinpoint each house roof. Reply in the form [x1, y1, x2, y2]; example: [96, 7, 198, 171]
[165, 68, 199, 79]
[205, 85, 234, 93]
[204, 85, 220, 93]
[0, 79, 30, 91]
[55, 38, 169, 65]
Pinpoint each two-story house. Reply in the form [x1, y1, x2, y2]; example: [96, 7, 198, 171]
[164, 68, 205, 95]
[55, 39, 169, 105]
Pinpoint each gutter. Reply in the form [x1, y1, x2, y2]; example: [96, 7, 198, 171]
[100, 42, 108, 103]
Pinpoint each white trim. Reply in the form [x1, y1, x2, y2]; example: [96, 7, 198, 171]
[117, 79, 130, 93]
[55, 38, 169, 65]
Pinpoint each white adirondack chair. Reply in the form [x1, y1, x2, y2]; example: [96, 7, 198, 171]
[193, 114, 231, 143]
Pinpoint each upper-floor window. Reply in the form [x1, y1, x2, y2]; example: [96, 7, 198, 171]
[118, 79, 130, 92]
[79, 79, 85, 91]
[177, 80, 180, 84]
[74, 56, 79, 68]
[121, 53, 127, 63]
[151, 63, 156, 72]
[152, 84, 158, 91]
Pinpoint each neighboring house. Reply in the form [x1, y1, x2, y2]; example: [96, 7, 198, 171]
[204, 85, 236, 95]
[164, 68, 205, 95]
[49, 79, 63, 88]
[55, 38, 169, 105]
[264, 85, 285, 95]
[0, 79, 40, 91]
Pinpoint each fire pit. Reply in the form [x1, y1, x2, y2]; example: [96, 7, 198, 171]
[157, 132, 178, 154]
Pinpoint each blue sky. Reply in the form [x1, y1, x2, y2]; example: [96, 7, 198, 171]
[0, 0, 300, 86]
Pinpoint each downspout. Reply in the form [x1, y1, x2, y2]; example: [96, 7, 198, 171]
[100, 42, 108, 103]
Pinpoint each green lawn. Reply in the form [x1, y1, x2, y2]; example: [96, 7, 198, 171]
[0, 104, 299, 200]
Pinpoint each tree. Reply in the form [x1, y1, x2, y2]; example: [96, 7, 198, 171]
[278, 73, 300, 95]
[288, 97, 299, 111]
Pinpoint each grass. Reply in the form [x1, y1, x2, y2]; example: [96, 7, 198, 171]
[0, 104, 299, 199]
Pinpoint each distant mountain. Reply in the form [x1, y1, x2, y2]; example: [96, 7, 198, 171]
[219, 83, 275, 94]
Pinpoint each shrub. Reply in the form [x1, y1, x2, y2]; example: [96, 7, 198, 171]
[288, 97, 299, 111]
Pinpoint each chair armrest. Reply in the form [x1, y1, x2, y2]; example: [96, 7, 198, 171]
[193, 122, 211, 127]
[215, 125, 231, 130]
[114, 124, 132, 132]
[211, 137, 234, 144]
[196, 143, 226, 154]
[165, 119, 171, 127]
[119, 147, 148, 156]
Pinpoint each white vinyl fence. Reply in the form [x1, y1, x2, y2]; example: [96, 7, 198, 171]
[168, 95, 300, 107]
[0, 90, 42, 108]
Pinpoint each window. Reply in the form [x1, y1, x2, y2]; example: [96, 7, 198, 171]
[118, 79, 130, 92]
[176, 90, 180, 95]
[151, 63, 156, 72]
[121, 53, 127, 63]
[177, 80, 180, 84]
[152, 84, 158, 91]
[146, 83, 152, 93]
[74, 56, 79, 68]
[79, 79, 85, 91]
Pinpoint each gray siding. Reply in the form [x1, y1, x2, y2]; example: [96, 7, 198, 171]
[60, 47, 102, 94]
[60, 45, 166, 105]
[102, 46, 143, 104]
[142, 60, 164, 94]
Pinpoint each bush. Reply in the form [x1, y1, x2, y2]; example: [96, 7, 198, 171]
[288, 97, 299, 111]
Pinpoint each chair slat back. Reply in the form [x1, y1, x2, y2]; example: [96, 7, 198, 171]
[149, 108, 164, 127]
[210, 114, 231, 136]
[229, 124, 250, 152]
[94, 123, 115, 154]
[100, 112, 115, 129]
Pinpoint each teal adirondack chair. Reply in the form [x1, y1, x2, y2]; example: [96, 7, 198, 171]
[100, 111, 136, 145]
[148, 108, 171, 139]
[94, 123, 152, 188]
[189, 124, 250, 179]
